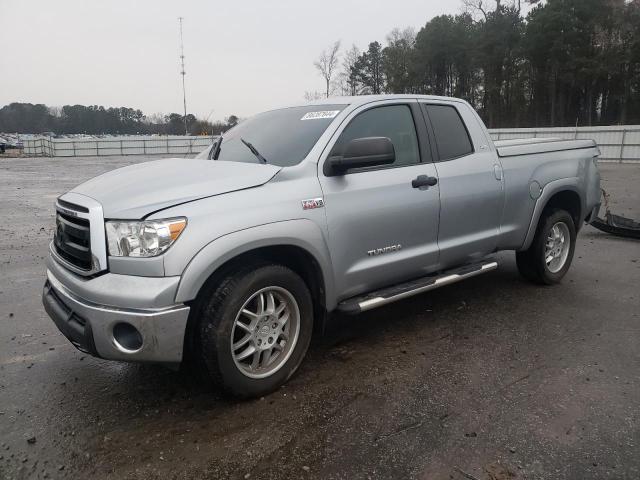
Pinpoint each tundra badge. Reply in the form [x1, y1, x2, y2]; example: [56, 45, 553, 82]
[367, 244, 402, 256]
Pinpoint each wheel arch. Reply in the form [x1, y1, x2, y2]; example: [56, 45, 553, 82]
[175, 220, 335, 310]
[521, 179, 584, 251]
[542, 190, 582, 228]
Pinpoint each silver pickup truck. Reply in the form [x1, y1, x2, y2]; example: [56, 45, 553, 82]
[43, 95, 601, 397]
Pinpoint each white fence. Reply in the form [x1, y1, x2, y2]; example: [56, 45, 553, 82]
[21, 127, 640, 163]
[23, 135, 215, 157]
[488, 125, 640, 163]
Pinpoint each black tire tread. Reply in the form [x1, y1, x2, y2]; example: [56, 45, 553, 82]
[196, 262, 262, 390]
[516, 208, 576, 285]
[194, 263, 313, 398]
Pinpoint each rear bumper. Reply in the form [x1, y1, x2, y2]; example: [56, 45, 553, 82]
[586, 203, 602, 224]
[43, 269, 190, 364]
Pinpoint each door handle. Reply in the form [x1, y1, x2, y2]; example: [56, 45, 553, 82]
[412, 175, 438, 189]
[494, 164, 503, 181]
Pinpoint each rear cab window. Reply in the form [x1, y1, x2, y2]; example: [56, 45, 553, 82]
[423, 104, 474, 161]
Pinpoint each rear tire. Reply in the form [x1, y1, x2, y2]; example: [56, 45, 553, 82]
[516, 209, 576, 285]
[194, 264, 313, 398]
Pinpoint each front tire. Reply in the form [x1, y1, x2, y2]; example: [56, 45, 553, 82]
[195, 264, 313, 398]
[516, 209, 577, 285]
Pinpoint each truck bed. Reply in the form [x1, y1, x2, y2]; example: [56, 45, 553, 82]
[494, 137, 598, 158]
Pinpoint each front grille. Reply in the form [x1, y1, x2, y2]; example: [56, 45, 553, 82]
[57, 198, 89, 213]
[54, 211, 92, 271]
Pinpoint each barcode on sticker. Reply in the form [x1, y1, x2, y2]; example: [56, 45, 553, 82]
[301, 110, 340, 121]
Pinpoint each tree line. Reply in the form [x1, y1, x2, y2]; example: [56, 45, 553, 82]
[3, 0, 638, 134]
[312, 0, 640, 128]
[0, 102, 239, 136]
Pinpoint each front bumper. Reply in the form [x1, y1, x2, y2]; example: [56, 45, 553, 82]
[43, 269, 190, 364]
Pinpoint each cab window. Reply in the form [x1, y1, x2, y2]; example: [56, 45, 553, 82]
[330, 105, 420, 169]
[424, 104, 474, 160]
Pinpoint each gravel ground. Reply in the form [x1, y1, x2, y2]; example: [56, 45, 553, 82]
[0, 156, 639, 480]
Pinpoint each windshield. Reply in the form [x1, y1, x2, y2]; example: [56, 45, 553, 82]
[205, 105, 346, 167]
[195, 145, 213, 159]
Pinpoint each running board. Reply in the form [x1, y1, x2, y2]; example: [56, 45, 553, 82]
[337, 261, 498, 314]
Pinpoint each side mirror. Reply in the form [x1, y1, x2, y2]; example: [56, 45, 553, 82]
[326, 137, 395, 175]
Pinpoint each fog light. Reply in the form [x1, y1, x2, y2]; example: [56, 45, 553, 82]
[112, 322, 143, 352]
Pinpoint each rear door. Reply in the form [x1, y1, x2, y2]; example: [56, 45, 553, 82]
[420, 101, 504, 268]
[319, 100, 441, 300]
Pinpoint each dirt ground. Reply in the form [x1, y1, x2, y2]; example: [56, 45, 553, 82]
[0, 156, 639, 480]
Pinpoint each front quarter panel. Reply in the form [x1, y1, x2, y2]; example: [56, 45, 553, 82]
[173, 219, 336, 308]
[152, 162, 336, 308]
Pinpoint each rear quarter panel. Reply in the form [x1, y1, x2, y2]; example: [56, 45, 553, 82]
[497, 147, 600, 250]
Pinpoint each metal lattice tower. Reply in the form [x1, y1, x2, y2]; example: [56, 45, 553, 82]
[178, 17, 188, 135]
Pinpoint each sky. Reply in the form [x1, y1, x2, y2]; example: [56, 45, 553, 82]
[0, 0, 534, 122]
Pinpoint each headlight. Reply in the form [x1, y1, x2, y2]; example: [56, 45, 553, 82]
[105, 218, 186, 257]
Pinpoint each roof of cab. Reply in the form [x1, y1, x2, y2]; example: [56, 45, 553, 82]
[293, 94, 466, 109]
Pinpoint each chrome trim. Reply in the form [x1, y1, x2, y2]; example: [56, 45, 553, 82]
[55, 192, 107, 276]
[47, 268, 183, 314]
[112, 332, 144, 355]
[357, 262, 498, 312]
[49, 241, 91, 277]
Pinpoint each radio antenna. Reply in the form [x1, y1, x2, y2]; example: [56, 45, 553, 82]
[178, 17, 188, 135]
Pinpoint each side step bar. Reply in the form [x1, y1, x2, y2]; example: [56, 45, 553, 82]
[337, 261, 498, 314]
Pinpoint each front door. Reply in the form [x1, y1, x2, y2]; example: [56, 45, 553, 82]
[319, 101, 441, 301]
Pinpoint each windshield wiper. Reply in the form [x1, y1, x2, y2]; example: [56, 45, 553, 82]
[211, 135, 222, 160]
[240, 138, 268, 164]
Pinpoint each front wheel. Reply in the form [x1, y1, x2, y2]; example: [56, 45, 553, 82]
[195, 264, 313, 397]
[516, 209, 577, 285]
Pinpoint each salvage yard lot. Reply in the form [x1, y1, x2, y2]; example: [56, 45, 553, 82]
[0, 156, 639, 480]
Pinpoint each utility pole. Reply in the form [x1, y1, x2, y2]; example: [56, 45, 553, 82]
[178, 17, 188, 136]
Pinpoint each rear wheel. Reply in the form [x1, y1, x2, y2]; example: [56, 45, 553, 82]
[194, 264, 313, 398]
[516, 209, 576, 285]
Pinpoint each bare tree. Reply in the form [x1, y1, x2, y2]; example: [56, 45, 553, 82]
[304, 91, 325, 101]
[314, 41, 341, 98]
[48, 106, 63, 118]
[332, 72, 350, 96]
[387, 26, 416, 46]
[463, 0, 541, 17]
[463, 0, 491, 19]
[341, 44, 361, 96]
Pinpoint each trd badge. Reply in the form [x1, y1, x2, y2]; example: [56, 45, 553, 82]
[302, 198, 325, 210]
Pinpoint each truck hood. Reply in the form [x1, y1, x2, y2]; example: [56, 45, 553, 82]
[71, 158, 281, 218]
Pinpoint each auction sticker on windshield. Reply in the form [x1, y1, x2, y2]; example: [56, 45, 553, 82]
[301, 110, 340, 120]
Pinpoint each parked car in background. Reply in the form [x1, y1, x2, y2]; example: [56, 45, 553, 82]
[43, 95, 601, 397]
